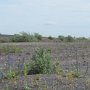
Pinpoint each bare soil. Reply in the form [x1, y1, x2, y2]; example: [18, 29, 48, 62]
[0, 42, 90, 90]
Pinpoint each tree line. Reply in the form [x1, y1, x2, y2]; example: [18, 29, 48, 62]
[0, 32, 89, 43]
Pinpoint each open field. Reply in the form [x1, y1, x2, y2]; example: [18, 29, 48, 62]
[0, 42, 90, 90]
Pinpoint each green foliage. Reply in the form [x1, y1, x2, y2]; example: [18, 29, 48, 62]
[65, 35, 74, 42]
[0, 46, 22, 54]
[10, 34, 20, 42]
[76, 37, 88, 41]
[5, 70, 16, 80]
[28, 48, 52, 75]
[58, 35, 65, 41]
[23, 84, 31, 90]
[34, 33, 42, 40]
[23, 63, 27, 78]
[72, 70, 82, 78]
[48, 36, 54, 40]
[58, 35, 75, 42]
[10, 32, 42, 42]
[52, 61, 64, 75]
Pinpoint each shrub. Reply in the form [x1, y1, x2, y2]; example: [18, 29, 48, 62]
[58, 35, 65, 41]
[48, 36, 54, 40]
[76, 37, 88, 41]
[10, 34, 24, 42]
[27, 48, 52, 75]
[34, 33, 42, 40]
[65, 35, 74, 42]
[10, 33, 30, 42]
[10, 32, 42, 42]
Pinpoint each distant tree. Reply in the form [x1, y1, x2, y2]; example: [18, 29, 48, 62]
[48, 36, 54, 40]
[10, 32, 42, 42]
[58, 35, 65, 41]
[76, 37, 88, 41]
[34, 33, 42, 40]
[65, 35, 74, 42]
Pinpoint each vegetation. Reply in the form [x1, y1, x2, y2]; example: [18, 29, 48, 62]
[27, 48, 52, 75]
[10, 32, 42, 42]
[0, 32, 89, 43]
[58, 35, 65, 41]
[4, 70, 16, 80]
[48, 36, 54, 40]
[76, 37, 88, 41]
[65, 35, 75, 42]
[0, 33, 90, 90]
[58, 35, 75, 42]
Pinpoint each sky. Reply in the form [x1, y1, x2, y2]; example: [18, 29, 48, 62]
[0, 0, 90, 37]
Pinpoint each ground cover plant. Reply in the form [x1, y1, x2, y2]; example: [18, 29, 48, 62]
[0, 41, 90, 90]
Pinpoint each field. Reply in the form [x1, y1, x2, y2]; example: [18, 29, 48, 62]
[0, 41, 90, 90]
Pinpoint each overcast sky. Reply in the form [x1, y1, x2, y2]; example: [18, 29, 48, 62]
[0, 0, 90, 37]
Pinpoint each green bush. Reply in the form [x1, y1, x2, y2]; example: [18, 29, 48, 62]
[58, 35, 65, 41]
[10, 33, 30, 42]
[48, 36, 54, 40]
[10, 34, 24, 42]
[27, 48, 52, 75]
[76, 37, 88, 41]
[65, 35, 74, 42]
[34, 33, 42, 40]
[10, 32, 42, 42]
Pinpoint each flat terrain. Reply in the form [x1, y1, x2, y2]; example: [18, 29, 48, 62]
[0, 42, 90, 90]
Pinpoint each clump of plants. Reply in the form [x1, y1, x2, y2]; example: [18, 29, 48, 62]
[65, 35, 74, 42]
[48, 36, 54, 40]
[65, 70, 82, 79]
[72, 70, 82, 78]
[58, 35, 74, 42]
[4, 70, 16, 80]
[34, 33, 42, 41]
[58, 35, 65, 41]
[10, 32, 42, 42]
[27, 48, 52, 75]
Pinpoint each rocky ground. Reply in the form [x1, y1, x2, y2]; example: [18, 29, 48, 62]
[0, 42, 90, 90]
